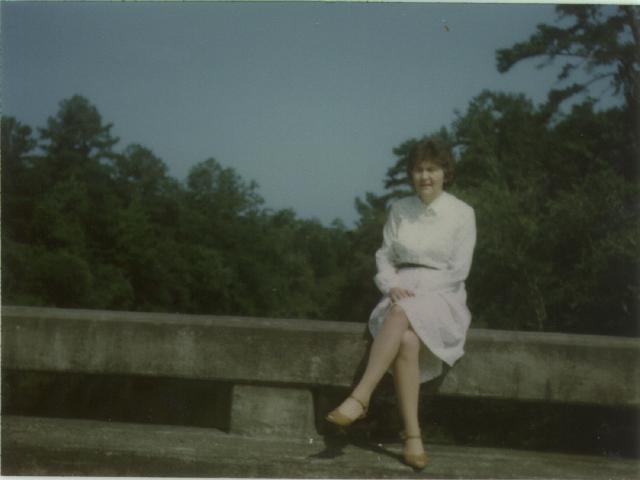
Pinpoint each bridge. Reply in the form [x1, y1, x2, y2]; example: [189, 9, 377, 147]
[2, 305, 639, 477]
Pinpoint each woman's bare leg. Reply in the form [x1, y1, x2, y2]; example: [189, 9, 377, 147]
[332, 305, 410, 419]
[393, 329, 425, 456]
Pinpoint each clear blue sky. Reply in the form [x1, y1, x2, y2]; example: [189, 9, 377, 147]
[3, 2, 562, 226]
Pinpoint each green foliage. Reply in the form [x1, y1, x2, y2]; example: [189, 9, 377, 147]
[495, 5, 639, 180]
[496, 6, 639, 107]
[2, 96, 351, 321]
[39, 95, 119, 164]
[2, 117, 38, 242]
[186, 157, 263, 217]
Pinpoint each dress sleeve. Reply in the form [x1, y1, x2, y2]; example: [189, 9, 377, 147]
[374, 203, 401, 295]
[431, 207, 477, 291]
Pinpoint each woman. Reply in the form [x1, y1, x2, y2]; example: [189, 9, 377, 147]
[326, 137, 476, 470]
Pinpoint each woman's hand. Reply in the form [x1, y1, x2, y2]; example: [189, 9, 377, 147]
[388, 287, 415, 304]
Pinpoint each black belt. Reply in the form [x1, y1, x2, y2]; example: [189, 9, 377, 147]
[396, 263, 436, 270]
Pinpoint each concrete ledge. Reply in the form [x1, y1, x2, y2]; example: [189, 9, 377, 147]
[3, 415, 639, 478]
[230, 385, 316, 438]
[3, 306, 639, 406]
[442, 328, 640, 406]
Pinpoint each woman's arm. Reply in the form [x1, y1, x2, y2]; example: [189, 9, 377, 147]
[430, 207, 477, 291]
[374, 203, 402, 295]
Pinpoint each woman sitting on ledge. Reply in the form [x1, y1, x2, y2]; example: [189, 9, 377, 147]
[326, 137, 477, 470]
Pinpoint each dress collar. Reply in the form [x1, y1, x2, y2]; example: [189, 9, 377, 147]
[415, 191, 449, 216]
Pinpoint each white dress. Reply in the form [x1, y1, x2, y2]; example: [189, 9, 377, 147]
[368, 191, 476, 382]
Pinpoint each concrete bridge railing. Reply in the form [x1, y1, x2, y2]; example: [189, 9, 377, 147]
[3, 305, 639, 440]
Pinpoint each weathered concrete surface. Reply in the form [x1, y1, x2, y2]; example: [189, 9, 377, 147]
[230, 385, 316, 438]
[3, 305, 639, 406]
[441, 328, 640, 406]
[3, 415, 639, 478]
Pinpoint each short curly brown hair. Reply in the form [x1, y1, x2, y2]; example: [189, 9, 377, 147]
[406, 137, 455, 186]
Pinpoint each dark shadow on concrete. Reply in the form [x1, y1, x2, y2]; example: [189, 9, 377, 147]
[311, 429, 403, 464]
[308, 434, 350, 459]
[349, 437, 404, 464]
[2, 369, 233, 431]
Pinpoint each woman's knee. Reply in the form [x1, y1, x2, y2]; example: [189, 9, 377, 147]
[386, 304, 409, 325]
[398, 329, 421, 358]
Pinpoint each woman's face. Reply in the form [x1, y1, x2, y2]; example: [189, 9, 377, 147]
[412, 159, 444, 205]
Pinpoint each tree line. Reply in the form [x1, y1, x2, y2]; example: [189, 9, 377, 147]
[3, 5, 638, 336]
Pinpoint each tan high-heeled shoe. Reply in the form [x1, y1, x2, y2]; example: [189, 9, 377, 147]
[325, 395, 368, 427]
[401, 431, 428, 470]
